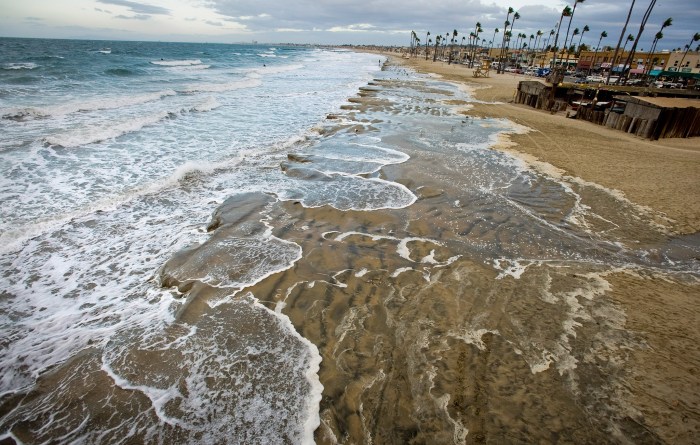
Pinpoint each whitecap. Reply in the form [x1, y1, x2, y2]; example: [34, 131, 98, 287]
[2, 62, 39, 70]
[1, 90, 177, 120]
[43, 110, 174, 147]
[150, 59, 202, 66]
[180, 77, 262, 93]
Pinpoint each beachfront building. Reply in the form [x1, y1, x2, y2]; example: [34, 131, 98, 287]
[667, 50, 700, 74]
[577, 49, 672, 74]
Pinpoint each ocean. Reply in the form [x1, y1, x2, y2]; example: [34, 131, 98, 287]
[1, 38, 698, 444]
[0, 38, 390, 444]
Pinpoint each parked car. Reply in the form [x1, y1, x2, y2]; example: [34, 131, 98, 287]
[651, 80, 683, 88]
[536, 68, 551, 77]
[524, 67, 538, 76]
[662, 81, 684, 89]
[585, 75, 605, 83]
[624, 78, 644, 86]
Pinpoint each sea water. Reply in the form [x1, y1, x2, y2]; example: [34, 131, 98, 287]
[0, 38, 394, 443]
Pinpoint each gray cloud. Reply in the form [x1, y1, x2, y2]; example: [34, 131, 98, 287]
[115, 14, 151, 20]
[97, 0, 171, 16]
[203, 0, 697, 48]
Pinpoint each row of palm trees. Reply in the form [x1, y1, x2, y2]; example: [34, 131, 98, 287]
[409, 0, 697, 84]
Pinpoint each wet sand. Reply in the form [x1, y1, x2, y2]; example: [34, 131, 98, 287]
[235, 58, 699, 443]
[393, 55, 700, 235]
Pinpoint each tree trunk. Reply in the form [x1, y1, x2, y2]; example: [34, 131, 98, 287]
[607, 0, 636, 84]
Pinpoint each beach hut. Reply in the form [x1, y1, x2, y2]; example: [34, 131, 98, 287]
[604, 96, 700, 139]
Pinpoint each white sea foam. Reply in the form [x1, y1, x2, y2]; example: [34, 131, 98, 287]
[180, 77, 262, 93]
[191, 96, 221, 112]
[0, 45, 393, 441]
[170, 235, 303, 292]
[167, 64, 211, 72]
[277, 174, 417, 211]
[1, 90, 177, 120]
[43, 110, 174, 147]
[251, 297, 323, 445]
[2, 62, 38, 70]
[151, 59, 202, 66]
[252, 64, 305, 75]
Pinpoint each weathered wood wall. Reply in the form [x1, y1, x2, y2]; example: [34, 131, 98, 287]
[516, 81, 700, 139]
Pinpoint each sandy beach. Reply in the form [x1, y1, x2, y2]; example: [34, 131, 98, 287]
[285, 52, 699, 444]
[262, 52, 699, 443]
[394, 55, 700, 235]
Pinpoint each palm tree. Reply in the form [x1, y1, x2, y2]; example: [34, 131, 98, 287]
[526, 34, 534, 66]
[502, 12, 520, 70]
[622, 33, 634, 55]
[490, 28, 500, 57]
[613, 33, 635, 75]
[679, 32, 700, 71]
[432, 35, 441, 62]
[531, 30, 543, 66]
[449, 29, 458, 64]
[469, 22, 482, 67]
[577, 25, 590, 54]
[502, 30, 513, 68]
[443, 32, 449, 59]
[644, 18, 672, 78]
[475, 25, 484, 64]
[563, 28, 580, 69]
[589, 30, 607, 75]
[544, 29, 555, 51]
[651, 18, 672, 57]
[551, 5, 573, 69]
[425, 31, 431, 60]
[643, 31, 664, 78]
[607, 0, 637, 84]
[498, 7, 515, 73]
[562, 0, 585, 66]
[617, 0, 660, 84]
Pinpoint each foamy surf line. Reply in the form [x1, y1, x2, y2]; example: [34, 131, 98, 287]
[150, 59, 203, 66]
[0, 43, 394, 442]
[41, 99, 219, 148]
[1, 90, 178, 121]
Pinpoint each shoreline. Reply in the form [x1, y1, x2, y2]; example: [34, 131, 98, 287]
[383, 53, 700, 236]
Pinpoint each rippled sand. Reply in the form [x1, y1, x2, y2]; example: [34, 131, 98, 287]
[236, 63, 698, 443]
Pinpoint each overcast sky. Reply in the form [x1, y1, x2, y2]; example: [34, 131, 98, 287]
[1, 0, 698, 51]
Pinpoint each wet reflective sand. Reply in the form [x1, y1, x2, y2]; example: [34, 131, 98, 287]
[257, 69, 699, 443]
